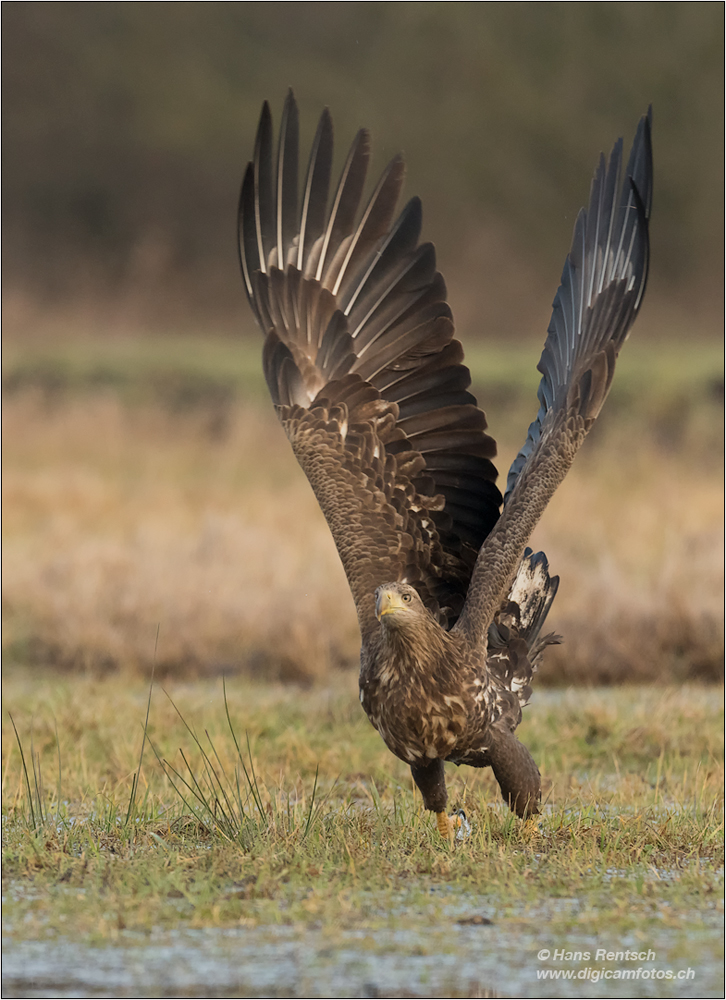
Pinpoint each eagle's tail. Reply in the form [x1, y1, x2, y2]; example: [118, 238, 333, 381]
[508, 548, 561, 662]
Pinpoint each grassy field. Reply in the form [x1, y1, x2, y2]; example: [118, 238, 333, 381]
[2, 672, 724, 995]
[2, 334, 723, 684]
[2, 332, 724, 995]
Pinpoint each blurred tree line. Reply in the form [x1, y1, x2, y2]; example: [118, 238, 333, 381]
[2, 2, 723, 338]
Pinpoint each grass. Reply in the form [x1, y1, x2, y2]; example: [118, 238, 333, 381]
[3, 330, 723, 418]
[2, 671, 723, 951]
[2, 334, 723, 684]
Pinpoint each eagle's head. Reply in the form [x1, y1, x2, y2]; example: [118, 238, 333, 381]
[375, 582, 426, 630]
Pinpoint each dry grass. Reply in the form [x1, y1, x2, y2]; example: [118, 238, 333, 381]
[3, 392, 356, 682]
[2, 336, 723, 683]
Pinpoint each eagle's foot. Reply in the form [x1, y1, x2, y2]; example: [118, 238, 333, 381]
[521, 812, 542, 835]
[436, 809, 471, 842]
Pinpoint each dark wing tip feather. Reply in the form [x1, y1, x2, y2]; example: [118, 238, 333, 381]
[298, 106, 334, 270]
[276, 89, 300, 268]
[238, 162, 257, 303]
[252, 100, 275, 276]
[316, 127, 371, 283]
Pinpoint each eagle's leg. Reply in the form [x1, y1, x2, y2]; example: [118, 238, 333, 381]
[410, 758, 447, 812]
[410, 759, 466, 840]
[410, 758, 450, 836]
[488, 725, 541, 818]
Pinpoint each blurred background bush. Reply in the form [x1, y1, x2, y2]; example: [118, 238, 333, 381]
[2, 2, 723, 340]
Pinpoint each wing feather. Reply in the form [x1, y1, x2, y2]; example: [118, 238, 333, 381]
[297, 108, 333, 271]
[332, 157, 408, 306]
[253, 102, 275, 274]
[275, 89, 299, 269]
[315, 128, 370, 283]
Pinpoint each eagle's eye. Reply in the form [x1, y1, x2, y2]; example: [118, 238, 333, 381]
[402, 593, 412, 603]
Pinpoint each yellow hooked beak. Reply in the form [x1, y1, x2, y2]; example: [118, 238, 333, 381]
[375, 590, 405, 621]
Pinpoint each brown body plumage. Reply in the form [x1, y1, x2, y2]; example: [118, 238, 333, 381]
[238, 92, 652, 829]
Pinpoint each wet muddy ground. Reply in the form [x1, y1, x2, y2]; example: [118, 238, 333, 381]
[3, 894, 723, 998]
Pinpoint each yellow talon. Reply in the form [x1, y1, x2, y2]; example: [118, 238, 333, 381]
[436, 811, 454, 839]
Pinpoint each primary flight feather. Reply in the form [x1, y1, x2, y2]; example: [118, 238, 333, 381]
[238, 91, 652, 836]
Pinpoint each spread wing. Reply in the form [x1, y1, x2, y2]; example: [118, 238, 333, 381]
[238, 91, 502, 639]
[504, 108, 653, 500]
[455, 109, 653, 648]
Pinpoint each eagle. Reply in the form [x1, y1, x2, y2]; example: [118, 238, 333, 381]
[238, 92, 652, 838]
